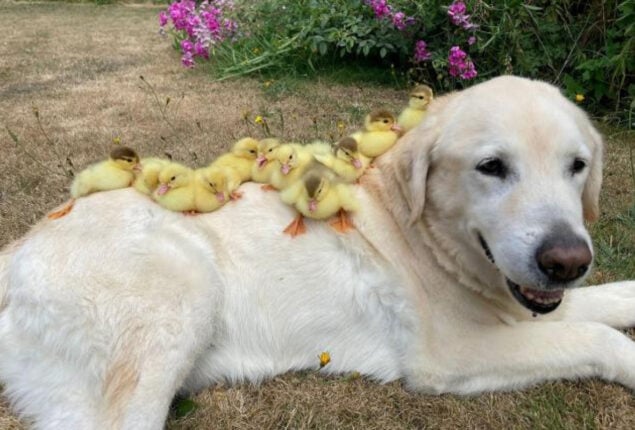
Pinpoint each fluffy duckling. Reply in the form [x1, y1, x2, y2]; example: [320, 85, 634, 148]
[192, 166, 239, 213]
[210, 137, 259, 183]
[133, 157, 170, 196]
[48, 146, 141, 219]
[355, 110, 403, 158]
[269, 144, 315, 191]
[280, 166, 359, 237]
[251, 138, 281, 185]
[153, 162, 196, 213]
[313, 137, 370, 183]
[397, 84, 434, 132]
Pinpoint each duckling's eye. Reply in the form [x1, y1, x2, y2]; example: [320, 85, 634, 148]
[571, 158, 587, 175]
[249, 149, 256, 154]
[383, 119, 389, 124]
[288, 155, 293, 160]
[268, 148, 274, 153]
[418, 96, 425, 100]
[170, 176, 176, 181]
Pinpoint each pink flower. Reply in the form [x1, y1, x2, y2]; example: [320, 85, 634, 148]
[448, 1, 476, 30]
[194, 41, 209, 59]
[468, 35, 476, 45]
[392, 12, 406, 30]
[366, 0, 391, 18]
[448, 46, 477, 80]
[180, 39, 194, 53]
[413, 40, 432, 62]
[181, 52, 195, 68]
[159, 11, 168, 27]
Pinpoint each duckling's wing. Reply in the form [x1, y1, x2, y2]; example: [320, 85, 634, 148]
[335, 184, 360, 212]
[279, 180, 304, 205]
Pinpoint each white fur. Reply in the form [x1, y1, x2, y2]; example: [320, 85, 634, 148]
[1, 76, 634, 429]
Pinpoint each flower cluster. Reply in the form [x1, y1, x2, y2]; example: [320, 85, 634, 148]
[365, 0, 415, 31]
[448, 46, 477, 79]
[413, 40, 432, 63]
[447, 1, 476, 30]
[159, 0, 238, 68]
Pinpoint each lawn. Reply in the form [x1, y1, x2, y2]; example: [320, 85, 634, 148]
[0, 2, 634, 429]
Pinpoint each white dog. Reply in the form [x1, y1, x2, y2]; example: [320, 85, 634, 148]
[1, 76, 634, 429]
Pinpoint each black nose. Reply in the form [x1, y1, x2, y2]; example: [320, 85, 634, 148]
[536, 234, 592, 283]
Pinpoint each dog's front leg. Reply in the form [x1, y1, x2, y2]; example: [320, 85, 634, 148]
[556, 281, 635, 328]
[405, 320, 635, 395]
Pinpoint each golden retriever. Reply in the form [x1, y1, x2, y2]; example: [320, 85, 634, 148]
[1, 76, 633, 429]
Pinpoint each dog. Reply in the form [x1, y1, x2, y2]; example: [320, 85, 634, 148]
[1, 75, 634, 429]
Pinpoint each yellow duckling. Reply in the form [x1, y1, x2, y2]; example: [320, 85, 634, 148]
[250, 138, 281, 184]
[153, 163, 196, 213]
[269, 144, 315, 191]
[313, 137, 370, 183]
[133, 157, 170, 196]
[210, 137, 259, 183]
[355, 110, 403, 158]
[192, 166, 239, 213]
[48, 146, 141, 219]
[397, 84, 434, 132]
[280, 166, 359, 237]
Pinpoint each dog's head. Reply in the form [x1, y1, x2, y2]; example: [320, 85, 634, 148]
[393, 76, 603, 314]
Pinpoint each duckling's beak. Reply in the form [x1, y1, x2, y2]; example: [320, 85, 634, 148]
[352, 158, 362, 169]
[215, 192, 226, 203]
[390, 123, 403, 133]
[308, 199, 318, 213]
[281, 163, 291, 175]
[257, 155, 267, 168]
[133, 163, 142, 173]
[156, 183, 170, 196]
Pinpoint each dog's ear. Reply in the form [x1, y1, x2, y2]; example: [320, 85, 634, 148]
[582, 123, 603, 222]
[394, 123, 440, 226]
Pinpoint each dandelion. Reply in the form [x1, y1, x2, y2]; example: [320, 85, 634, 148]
[254, 115, 264, 124]
[112, 136, 121, 145]
[263, 80, 273, 88]
[337, 120, 346, 134]
[319, 352, 331, 368]
[575, 94, 585, 103]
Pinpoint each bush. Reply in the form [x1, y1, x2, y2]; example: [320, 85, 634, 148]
[159, 0, 634, 123]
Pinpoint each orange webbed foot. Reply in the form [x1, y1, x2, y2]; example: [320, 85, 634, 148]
[329, 209, 354, 233]
[182, 210, 199, 216]
[47, 200, 75, 220]
[230, 191, 243, 200]
[283, 214, 306, 237]
[261, 184, 276, 192]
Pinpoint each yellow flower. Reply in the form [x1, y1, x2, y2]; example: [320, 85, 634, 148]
[337, 120, 345, 132]
[575, 94, 585, 103]
[319, 351, 331, 368]
[253, 47, 260, 54]
[255, 115, 264, 124]
[263, 80, 273, 88]
[112, 136, 121, 145]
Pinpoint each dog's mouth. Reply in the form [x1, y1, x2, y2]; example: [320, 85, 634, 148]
[478, 233, 563, 314]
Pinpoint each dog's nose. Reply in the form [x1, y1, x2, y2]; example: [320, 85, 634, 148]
[536, 238, 592, 283]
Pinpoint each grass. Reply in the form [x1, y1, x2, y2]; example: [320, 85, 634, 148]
[0, 2, 634, 429]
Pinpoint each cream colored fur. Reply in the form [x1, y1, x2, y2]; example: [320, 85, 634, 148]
[1, 76, 634, 429]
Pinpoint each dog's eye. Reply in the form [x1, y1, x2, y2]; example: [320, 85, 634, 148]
[571, 158, 587, 175]
[476, 158, 507, 179]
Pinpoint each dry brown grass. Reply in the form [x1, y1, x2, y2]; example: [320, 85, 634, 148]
[0, 2, 634, 429]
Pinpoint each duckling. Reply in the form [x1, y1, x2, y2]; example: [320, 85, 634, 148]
[251, 138, 281, 187]
[192, 166, 238, 213]
[280, 166, 359, 237]
[133, 157, 170, 196]
[48, 146, 141, 219]
[397, 84, 434, 132]
[313, 137, 370, 183]
[153, 162, 196, 213]
[356, 110, 403, 158]
[210, 137, 259, 183]
[269, 144, 315, 191]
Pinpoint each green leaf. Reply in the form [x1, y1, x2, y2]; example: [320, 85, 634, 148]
[174, 398, 198, 419]
[380, 47, 387, 58]
[318, 42, 327, 55]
